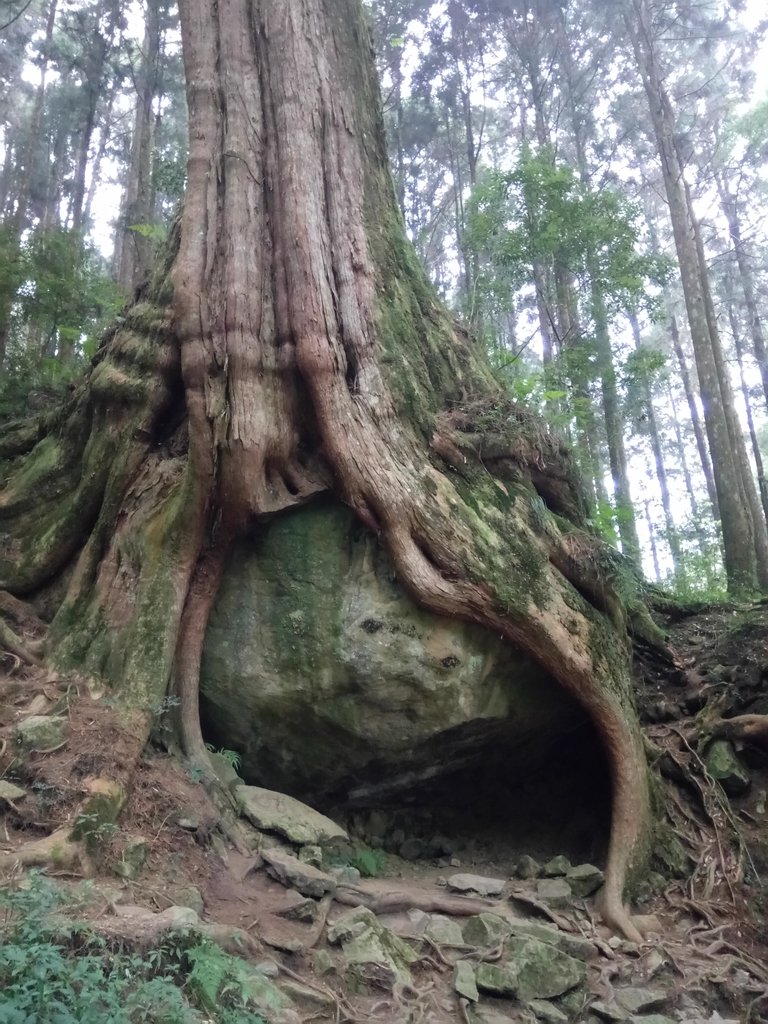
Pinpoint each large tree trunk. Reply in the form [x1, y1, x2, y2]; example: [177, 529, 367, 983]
[0, 0, 653, 941]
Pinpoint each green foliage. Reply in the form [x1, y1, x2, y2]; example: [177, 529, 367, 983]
[466, 147, 671, 329]
[204, 743, 242, 770]
[0, 228, 122, 421]
[0, 874, 266, 1024]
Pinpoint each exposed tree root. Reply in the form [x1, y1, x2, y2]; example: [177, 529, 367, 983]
[334, 885, 513, 919]
[709, 714, 768, 749]
[0, 616, 42, 666]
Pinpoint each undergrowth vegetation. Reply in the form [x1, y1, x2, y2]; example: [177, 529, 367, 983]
[0, 874, 268, 1024]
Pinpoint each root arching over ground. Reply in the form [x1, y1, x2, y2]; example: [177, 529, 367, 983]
[0, 0, 664, 942]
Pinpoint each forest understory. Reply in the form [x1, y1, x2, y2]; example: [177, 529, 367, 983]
[2, 593, 768, 1024]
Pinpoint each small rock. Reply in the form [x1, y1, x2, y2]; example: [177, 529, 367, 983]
[312, 949, 335, 975]
[615, 988, 668, 1015]
[566, 863, 604, 898]
[0, 780, 27, 802]
[447, 873, 505, 897]
[113, 836, 150, 881]
[298, 845, 323, 866]
[174, 885, 205, 915]
[607, 936, 623, 950]
[454, 960, 479, 1002]
[424, 914, 464, 946]
[704, 740, 751, 796]
[462, 912, 512, 947]
[639, 949, 666, 978]
[329, 865, 361, 885]
[517, 854, 541, 879]
[177, 817, 199, 831]
[329, 906, 417, 991]
[262, 847, 337, 897]
[235, 785, 348, 845]
[505, 936, 586, 1002]
[591, 1001, 628, 1021]
[255, 959, 280, 977]
[450, 855, 461, 868]
[629, 1018, 676, 1024]
[536, 877, 572, 908]
[279, 895, 321, 922]
[542, 855, 572, 877]
[14, 715, 66, 750]
[508, 919, 596, 960]
[399, 837, 424, 861]
[528, 999, 568, 1022]
[475, 962, 519, 997]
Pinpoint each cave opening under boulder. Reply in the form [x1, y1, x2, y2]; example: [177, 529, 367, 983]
[199, 498, 612, 868]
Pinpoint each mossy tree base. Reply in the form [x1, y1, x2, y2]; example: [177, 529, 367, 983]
[0, 0, 662, 941]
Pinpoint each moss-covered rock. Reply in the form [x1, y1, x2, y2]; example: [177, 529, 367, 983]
[201, 500, 586, 799]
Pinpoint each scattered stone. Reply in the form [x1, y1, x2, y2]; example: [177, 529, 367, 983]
[424, 914, 464, 946]
[14, 715, 66, 750]
[629, 1018, 676, 1024]
[462, 912, 512, 947]
[591, 1001, 628, 1021]
[450, 855, 461, 868]
[328, 906, 417, 991]
[704, 741, 751, 796]
[528, 999, 568, 1022]
[174, 885, 205, 916]
[542, 855, 572, 877]
[517, 854, 541, 879]
[312, 949, 335, 975]
[536, 877, 572, 908]
[329, 865, 361, 885]
[454, 961, 479, 1001]
[399, 837, 424, 861]
[0, 780, 27, 802]
[328, 906, 378, 945]
[447, 873, 505, 897]
[639, 949, 666, 978]
[112, 836, 150, 880]
[279, 895, 321, 922]
[607, 936, 623, 950]
[255, 960, 280, 978]
[177, 817, 199, 831]
[475, 962, 519, 998]
[566, 863, 604, 897]
[508, 919, 596, 960]
[615, 988, 668, 1015]
[298, 845, 323, 866]
[506, 936, 586, 1002]
[235, 786, 348, 845]
[262, 847, 337, 897]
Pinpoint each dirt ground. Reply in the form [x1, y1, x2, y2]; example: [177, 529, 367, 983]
[1, 601, 768, 1023]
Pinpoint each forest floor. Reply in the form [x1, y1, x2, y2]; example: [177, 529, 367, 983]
[1, 602, 768, 1024]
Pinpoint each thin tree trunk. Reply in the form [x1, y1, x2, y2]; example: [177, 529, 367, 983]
[626, 0, 759, 593]
[727, 294, 768, 528]
[719, 185, 768, 415]
[629, 314, 681, 577]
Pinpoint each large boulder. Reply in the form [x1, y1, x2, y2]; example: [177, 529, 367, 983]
[201, 501, 584, 800]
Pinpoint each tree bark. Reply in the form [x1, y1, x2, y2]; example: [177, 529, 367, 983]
[0, 0, 653, 941]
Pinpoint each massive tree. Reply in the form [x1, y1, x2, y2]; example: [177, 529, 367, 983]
[0, 0, 655, 941]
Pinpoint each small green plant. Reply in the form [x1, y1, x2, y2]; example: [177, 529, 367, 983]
[0, 874, 267, 1024]
[205, 743, 242, 771]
